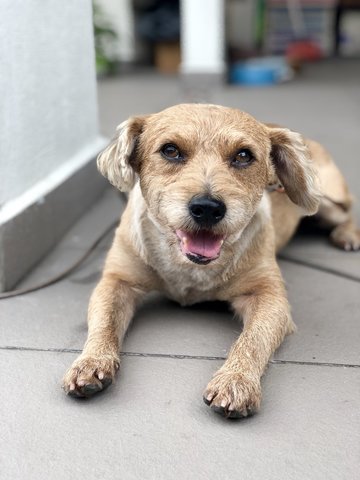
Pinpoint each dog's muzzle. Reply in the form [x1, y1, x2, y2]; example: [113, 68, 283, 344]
[174, 196, 227, 265]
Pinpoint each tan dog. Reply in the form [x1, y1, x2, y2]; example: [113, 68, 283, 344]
[63, 104, 359, 418]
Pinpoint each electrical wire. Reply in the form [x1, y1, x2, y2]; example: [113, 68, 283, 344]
[0, 220, 119, 300]
[1, 218, 359, 300]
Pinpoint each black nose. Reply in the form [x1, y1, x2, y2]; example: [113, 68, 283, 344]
[189, 196, 226, 227]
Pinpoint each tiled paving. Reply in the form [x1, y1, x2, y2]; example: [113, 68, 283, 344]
[1, 60, 359, 479]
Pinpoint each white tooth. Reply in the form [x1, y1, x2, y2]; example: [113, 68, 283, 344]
[182, 237, 188, 245]
[220, 240, 224, 246]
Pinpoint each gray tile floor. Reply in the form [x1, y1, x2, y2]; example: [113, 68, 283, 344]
[1, 60, 360, 479]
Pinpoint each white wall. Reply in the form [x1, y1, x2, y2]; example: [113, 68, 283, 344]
[0, 0, 100, 207]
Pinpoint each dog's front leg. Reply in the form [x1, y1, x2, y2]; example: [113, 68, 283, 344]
[63, 274, 144, 397]
[204, 282, 295, 418]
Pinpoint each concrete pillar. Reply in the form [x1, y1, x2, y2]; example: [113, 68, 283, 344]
[180, 0, 225, 100]
[0, 0, 108, 291]
[180, 0, 225, 75]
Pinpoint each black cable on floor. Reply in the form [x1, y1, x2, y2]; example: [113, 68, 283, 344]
[1, 220, 359, 300]
[0, 220, 119, 300]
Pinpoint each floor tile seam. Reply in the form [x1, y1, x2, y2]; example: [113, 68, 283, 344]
[1, 345, 359, 369]
[278, 255, 360, 283]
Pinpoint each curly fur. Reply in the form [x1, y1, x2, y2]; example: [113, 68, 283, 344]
[63, 103, 359, 417]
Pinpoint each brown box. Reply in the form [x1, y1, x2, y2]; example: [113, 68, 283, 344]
[154, 41, 181, 73]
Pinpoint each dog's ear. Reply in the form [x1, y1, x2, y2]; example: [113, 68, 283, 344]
[97, 116, 147, 192]
[268, 127, 322, 215]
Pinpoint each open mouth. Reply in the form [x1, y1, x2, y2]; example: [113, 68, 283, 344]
[176, 229, 225, 265]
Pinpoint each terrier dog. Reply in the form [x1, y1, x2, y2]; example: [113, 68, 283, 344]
[63, 104, 359, 418]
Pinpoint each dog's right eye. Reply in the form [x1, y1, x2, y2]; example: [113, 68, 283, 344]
[160, 144, 183, 162]
[230, 149, 254, 169]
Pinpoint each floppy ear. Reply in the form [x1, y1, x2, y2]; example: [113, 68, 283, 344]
[268, 127, 322, 215]
[97, 116, 147, 192]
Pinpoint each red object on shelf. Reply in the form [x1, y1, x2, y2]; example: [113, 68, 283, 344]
[286, 39, 324, 62]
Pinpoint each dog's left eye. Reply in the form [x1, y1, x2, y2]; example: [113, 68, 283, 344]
[160, 144, 183, 162]
[231, 149, 254, 168]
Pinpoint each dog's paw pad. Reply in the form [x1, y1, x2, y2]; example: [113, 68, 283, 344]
[62, 355, 119, 398]
[203, 371, 261, 419]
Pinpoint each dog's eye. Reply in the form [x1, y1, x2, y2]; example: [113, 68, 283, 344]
[160, 144, 183, 162]
[231, 149, 254, 168]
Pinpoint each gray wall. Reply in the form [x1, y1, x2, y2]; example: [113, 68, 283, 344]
[0, 0, 100, 206]
[0, 0, 108, 291]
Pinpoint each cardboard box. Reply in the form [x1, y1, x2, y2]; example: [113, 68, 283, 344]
[154, 41, 181, 73]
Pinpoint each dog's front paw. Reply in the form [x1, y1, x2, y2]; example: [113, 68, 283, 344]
[62, 354, 120, 398]
[203, 370, 261, 418]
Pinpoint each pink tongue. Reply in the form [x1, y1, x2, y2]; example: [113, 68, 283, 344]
[176, 230, 223, 259]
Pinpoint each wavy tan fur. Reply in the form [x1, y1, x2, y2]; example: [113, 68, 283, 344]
[63, 104, 360, 417]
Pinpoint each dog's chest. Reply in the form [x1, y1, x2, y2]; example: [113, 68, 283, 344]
[140, 226, 225, 304]
[159, 264, 221, 305]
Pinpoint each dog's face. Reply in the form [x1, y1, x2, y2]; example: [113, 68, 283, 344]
[98, 104, 320, 266]
[137, 105, 271, 265]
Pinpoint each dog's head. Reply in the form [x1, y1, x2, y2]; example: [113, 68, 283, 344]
[98, 104, 321, 265]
